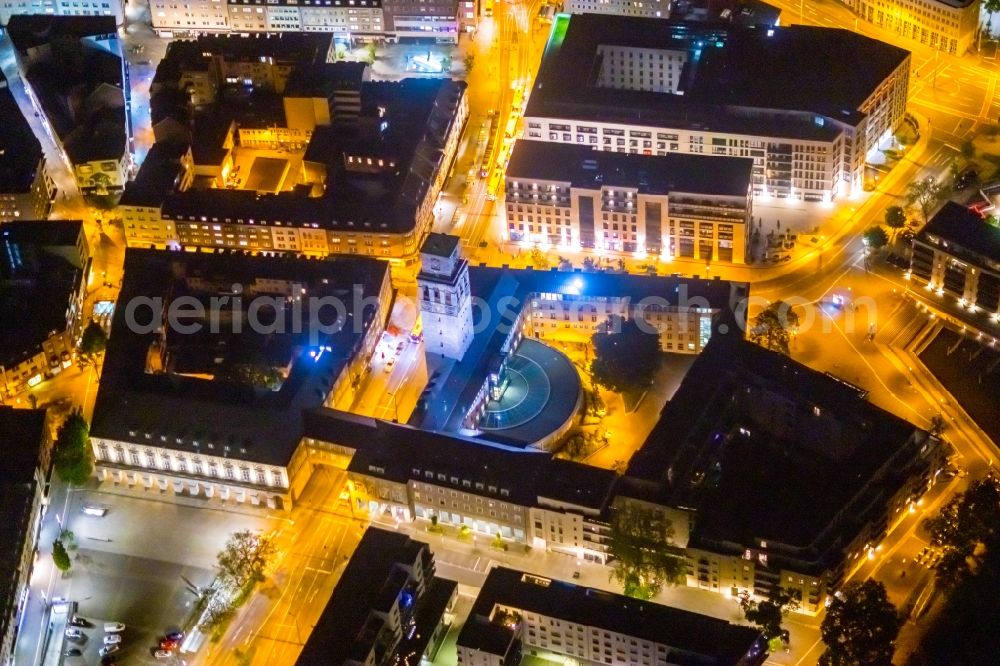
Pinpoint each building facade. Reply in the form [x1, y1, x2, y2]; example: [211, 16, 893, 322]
[847, 0, 980, 55]
[525, 15, 911, 202]
[418, 234, 475, 360]
[0, 0, 125, 26]
[0, 72, 54, 222]
[910, 201, 1000, 321]
[505, 141, 753, 263]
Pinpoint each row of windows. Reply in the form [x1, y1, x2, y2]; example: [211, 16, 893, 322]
[98, 444, 285, 487]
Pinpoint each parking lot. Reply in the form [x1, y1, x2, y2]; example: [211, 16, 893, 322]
[57, 486, 283, 665]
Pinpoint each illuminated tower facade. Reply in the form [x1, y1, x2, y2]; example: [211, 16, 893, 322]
[417, 233, 473, 360]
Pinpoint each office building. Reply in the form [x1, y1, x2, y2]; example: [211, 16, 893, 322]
[525, 14, 910, 201]
[7, 16, 131, 203]
[0, 72, 54, 222]
[910, 201, 1000, 319]
[457, 567, 767, 666]
[847, 0, 980, 55]
[618, 335, 942, 612]
[0, 222, 89, 399]
[128, 36, 468, 263]
[0, 408, 53, 666]
[296, 528, 457, 666]
[504, 140, 754, 263]
[88, 249, 392, 510]
[0, 0, 125, 27]
[148, 0, 464, 42]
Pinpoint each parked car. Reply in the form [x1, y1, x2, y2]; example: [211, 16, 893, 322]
[955, 168, 978, 190]
[81, 505, 107, 517]
[154, 650, 173, 659]
[384, 357, 395, 373]
[104, 622, 125, 633]
[165, 631, 185, 642]
[63, 648, 83, 657]
[65, 628, 84, 640]
[103, 634, 122, 645]
[69, 615, 89, 627]
[159, 638, 179, 650]
[99, 645, 120, 657]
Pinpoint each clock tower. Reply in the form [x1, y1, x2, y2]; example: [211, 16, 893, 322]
[417, 233, 473, 361]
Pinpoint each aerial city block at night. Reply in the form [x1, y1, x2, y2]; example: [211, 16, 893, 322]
[4, 0, 1000, 663]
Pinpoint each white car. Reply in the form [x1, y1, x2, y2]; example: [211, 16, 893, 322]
[384, 357, 395, 373]
[154, 649, 173, 659]
[103, 634, 122, 645]
[81, 505, 107, 517]
[104, 622, 125, 633]
[99, 644, 119, 657]
[64, 628, 84, 640]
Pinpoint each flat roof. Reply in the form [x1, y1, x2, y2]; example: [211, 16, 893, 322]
[296, 528, 447, 666]
[0, 221, 85, 369]
[917, 201, 1000, 265]
[624, 335, 920, 556]
[421, 232, 459, 258]
[464, 567, 765, 664]
[506, 140, 753, 196]
[527, 14, 909, 135]
[304, 408, 617, 511]
[119, 142, 189, 208]
[0, 72, 45, 194]
[89, 249, 388, 467]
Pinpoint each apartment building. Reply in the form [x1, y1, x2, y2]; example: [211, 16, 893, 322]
[910, 201, 1000, 319]
[564, 0, 671, 17]
[0, 0, 125, 26]
[0, 408, 53, 666]
[0, 222, 88, 399]
[7, 16, 131, 203]
[87, 250, 392, 511]
[618, 334, 942, 612]
[525, 14, 911, 202]
[457, 567, 767, 666]
[0, 72, 54, 222]
[296, 528, 457, 666]
[505, 140, 753, 263]
[847, 0, 980, 55]
[148, 0, 460, 41]
[119, 142, 193, 249]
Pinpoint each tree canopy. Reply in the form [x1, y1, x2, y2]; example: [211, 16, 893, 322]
[589, 316, 662, 394]
[217, 530, 277, 589]
[923, 476, 1000, 589]
[863, 226, 889, 252]
[52, 539, 72, 572]
[820, 580, 900, 666]
[748, 301, 800, 356]
[740, 587, 800, 642]
[906, 177, 947, 222]
[79, 320, 108, 357]
[53, 410, 93, 486]
[884, 206, 907, 235]
[607, 500, 686, 599]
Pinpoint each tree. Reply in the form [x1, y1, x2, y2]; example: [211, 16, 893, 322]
[929, 414, 946, 437]
[214, 350, 281, 390]
[79, 320, 107, 358]
[464, 54, 475, 75]
[607, 500, 686, 599]
[53, 410, 92, 485]
[217, 530, 277, 589]
[906, 177, 946, 223]
[741, 588, 800, 642]
[863, 226, 889, 252]
[986, 0, 1000, 25]
[589, 316, 662, 394]
[52, 539, 72, 572]
[528, 247, 549, 269]
[820, 580, 901, 666]
[884, 206, 907, 241]
[923, 476, 1000, 589]
[748, 301, 799, 356]
[365, 43, 376, 65]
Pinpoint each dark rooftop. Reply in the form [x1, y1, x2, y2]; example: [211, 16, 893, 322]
[0, 71, 45, 195]
[624, 335, 922, 559]
[303, 408, 618, 512]
[506, 140, 753, 197]
[917, 201, 1000, 265]
[420, 232, 459, 259]
[527, 14, 909, 134]
[89, 249, 388, 467]
[463, 567, 766, 665]
[296, 528, 451, 666]
[119, 142, 190, 208]
[6, 14, 118, 49]
[0, 221, 85, 369]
